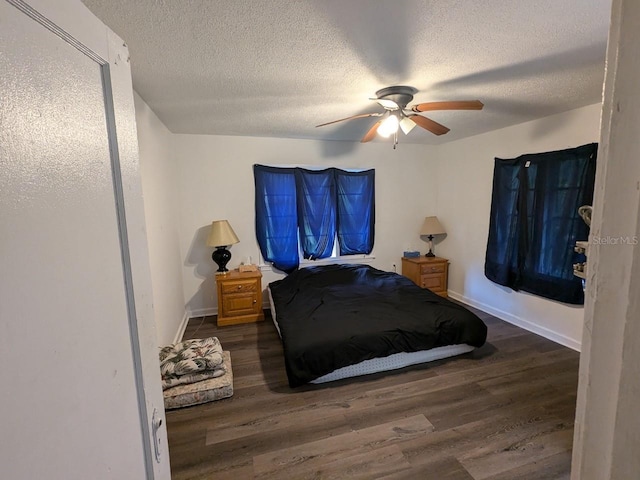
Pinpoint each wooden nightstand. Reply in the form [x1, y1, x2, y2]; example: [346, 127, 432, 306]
[215, 270, 265, 326]
[401, 256, 449, 298]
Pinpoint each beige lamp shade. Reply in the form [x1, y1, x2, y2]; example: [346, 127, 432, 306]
[420, 216, 446, 236]
[206, 220, 239, 247]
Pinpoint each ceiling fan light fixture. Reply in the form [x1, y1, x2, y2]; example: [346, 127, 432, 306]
[372, 98, 399, 110]
[399, 116, 417, 135]
[377, 114, 399, 138]
[316, 86, 483, 145]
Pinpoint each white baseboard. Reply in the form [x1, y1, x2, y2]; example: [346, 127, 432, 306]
[187, 307, 217, 319]
[448, 290, 582, 352]
[178, 302, 271, 342]
[188, 302, 271, 319]
[173, 310, 190, 344]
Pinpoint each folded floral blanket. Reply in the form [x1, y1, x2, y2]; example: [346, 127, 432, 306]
[162, 367, 226, 390]
[159, 337, 226, 390]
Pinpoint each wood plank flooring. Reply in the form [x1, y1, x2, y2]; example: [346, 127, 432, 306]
[166, 305, 579, 479]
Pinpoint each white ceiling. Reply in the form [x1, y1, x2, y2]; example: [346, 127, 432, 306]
[82, 0, 611, 145]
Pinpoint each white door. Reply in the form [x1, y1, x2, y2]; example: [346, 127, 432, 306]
[0, 1, 169, 479]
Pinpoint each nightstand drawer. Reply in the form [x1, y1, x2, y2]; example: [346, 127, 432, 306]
[221, 293, 259, 317]
[420, 273, 446, 291]
[420, 264, 445, 274]
[221, 280, 257, 294]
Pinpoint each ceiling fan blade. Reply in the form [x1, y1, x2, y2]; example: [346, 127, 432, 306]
[371, 98, 399, 110]
[410, 100, 484, 113]
[316, 112, 382, 128]
[409, 115, 450, 136]
[361, 120, 382, 143]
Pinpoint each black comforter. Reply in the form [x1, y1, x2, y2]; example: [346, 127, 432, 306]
[269, 264, 487, 387]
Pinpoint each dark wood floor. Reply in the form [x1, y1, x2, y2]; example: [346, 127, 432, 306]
[166, 305, 579, 479]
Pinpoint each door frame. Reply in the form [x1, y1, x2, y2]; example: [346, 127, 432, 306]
[5, 1, 170, 478]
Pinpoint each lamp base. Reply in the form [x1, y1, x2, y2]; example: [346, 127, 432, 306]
[425, 235, 435, 257]
[212, 246, 232, 273]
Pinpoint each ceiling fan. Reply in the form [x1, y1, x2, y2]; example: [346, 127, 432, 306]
[316, 86, 483, 148]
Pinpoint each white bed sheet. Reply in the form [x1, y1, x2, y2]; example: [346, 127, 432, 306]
[267, 286, 475, 384]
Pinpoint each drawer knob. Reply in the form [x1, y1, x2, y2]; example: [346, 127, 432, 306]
[253, 299, 257, 304]
[237, 285, 242, 290]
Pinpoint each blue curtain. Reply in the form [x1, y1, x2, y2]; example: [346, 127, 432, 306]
[484, 158, 521, 286]
[336, 169, 375, 255]
[295, 169, 336, 259]
[485, 143, 597, 304]
[254, 165, 299, 272]
[255, 165, 375, 270]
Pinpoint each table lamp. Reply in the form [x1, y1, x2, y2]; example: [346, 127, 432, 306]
[206, 220, 239, 273]
[420, 216, 446, 257]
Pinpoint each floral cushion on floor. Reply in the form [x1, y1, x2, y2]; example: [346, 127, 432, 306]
[159, 337, 225, 389]
[162, 366, 226, 390]
[163, 351, 233, 409]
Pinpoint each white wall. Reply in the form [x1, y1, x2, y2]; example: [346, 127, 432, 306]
[434, 103, 602, 350]
[172, 134, 438, 316]
[135, 92, 186, 345]
[135, 99, 602, 348]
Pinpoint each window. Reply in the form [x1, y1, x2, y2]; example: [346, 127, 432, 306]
[484, 143, 597, 304]
[254, 165, 375, 272]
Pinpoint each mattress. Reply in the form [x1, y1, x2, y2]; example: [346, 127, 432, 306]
[267, 279, 480, 385]
[310, 343, 475, 384]
[269, 265, 487, 386]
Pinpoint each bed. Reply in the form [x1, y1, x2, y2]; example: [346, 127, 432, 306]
[268, 264, 488, 387]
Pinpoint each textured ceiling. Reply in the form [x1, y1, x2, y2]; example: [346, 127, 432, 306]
[82, 0, 611, 145]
